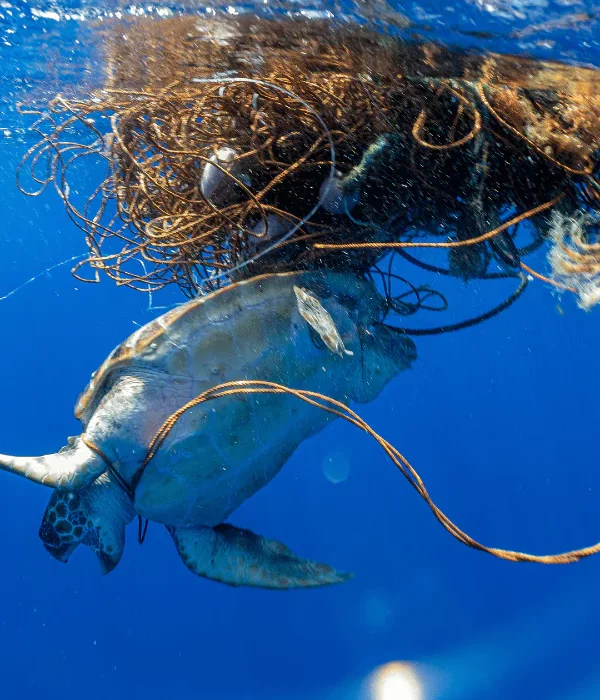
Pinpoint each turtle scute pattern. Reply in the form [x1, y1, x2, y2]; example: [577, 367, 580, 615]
[39, 491, 88, 547]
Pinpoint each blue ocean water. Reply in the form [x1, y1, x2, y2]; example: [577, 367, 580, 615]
[0, 3, 599, 699]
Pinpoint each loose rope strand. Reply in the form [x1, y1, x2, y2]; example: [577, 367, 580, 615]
[136, 379, 600, 565]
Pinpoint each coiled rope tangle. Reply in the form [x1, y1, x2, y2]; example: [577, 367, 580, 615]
[17, 23, 600, 304]
[129, 379, 600, 566]
[315, 193, 574, 292]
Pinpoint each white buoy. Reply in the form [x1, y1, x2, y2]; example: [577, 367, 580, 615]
[243, 214, 290, 259]
[319, 170, 360, 215]
[250, 214, 289, 242]
[200, 146, 250, 205]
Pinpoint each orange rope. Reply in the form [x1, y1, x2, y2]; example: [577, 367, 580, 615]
[520, 261, 576, 292]
[411, 87, 482, 150]
[139, 379, 600, 565]
[314, 194, 564, 251]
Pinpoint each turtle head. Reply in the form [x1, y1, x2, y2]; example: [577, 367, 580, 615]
[39, 473, 136, 575]
[39, 490, 87, 565]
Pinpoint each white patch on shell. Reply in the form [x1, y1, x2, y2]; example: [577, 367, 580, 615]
[293, 286, 354, 357]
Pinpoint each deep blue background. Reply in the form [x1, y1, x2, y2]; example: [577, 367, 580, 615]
[1, 3, 600, 699]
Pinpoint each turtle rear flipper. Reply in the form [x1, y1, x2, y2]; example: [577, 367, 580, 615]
[170, 524, 353, 589]
[39, 473, 135, 574]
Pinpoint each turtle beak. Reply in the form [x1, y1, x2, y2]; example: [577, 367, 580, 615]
[42, 541, 79, 564]
[38, 521, 118, 573]
[39, 523, 79, 563]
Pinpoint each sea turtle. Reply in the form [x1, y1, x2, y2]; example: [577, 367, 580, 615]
[0, 270, 416, 588]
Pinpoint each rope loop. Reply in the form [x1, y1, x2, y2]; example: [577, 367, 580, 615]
[136, 379, 600, 566]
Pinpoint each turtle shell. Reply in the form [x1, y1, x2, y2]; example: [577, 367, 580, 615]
[75, 270, 384, 428]
[75, 269, 413, 528]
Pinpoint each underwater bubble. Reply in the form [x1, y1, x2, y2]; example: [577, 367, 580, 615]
[322, 449, 350, 483]
[362, 589, 393, 632]
[367, 661, 424, 700]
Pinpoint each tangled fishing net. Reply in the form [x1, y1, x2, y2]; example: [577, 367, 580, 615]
[17, 16, 600, 324]
[548, 209, 600, 309]
[15, 15, 600, 567]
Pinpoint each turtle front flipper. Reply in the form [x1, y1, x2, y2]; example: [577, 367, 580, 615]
[0, 435, 106, 489]
[170, 524, 353, 589]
